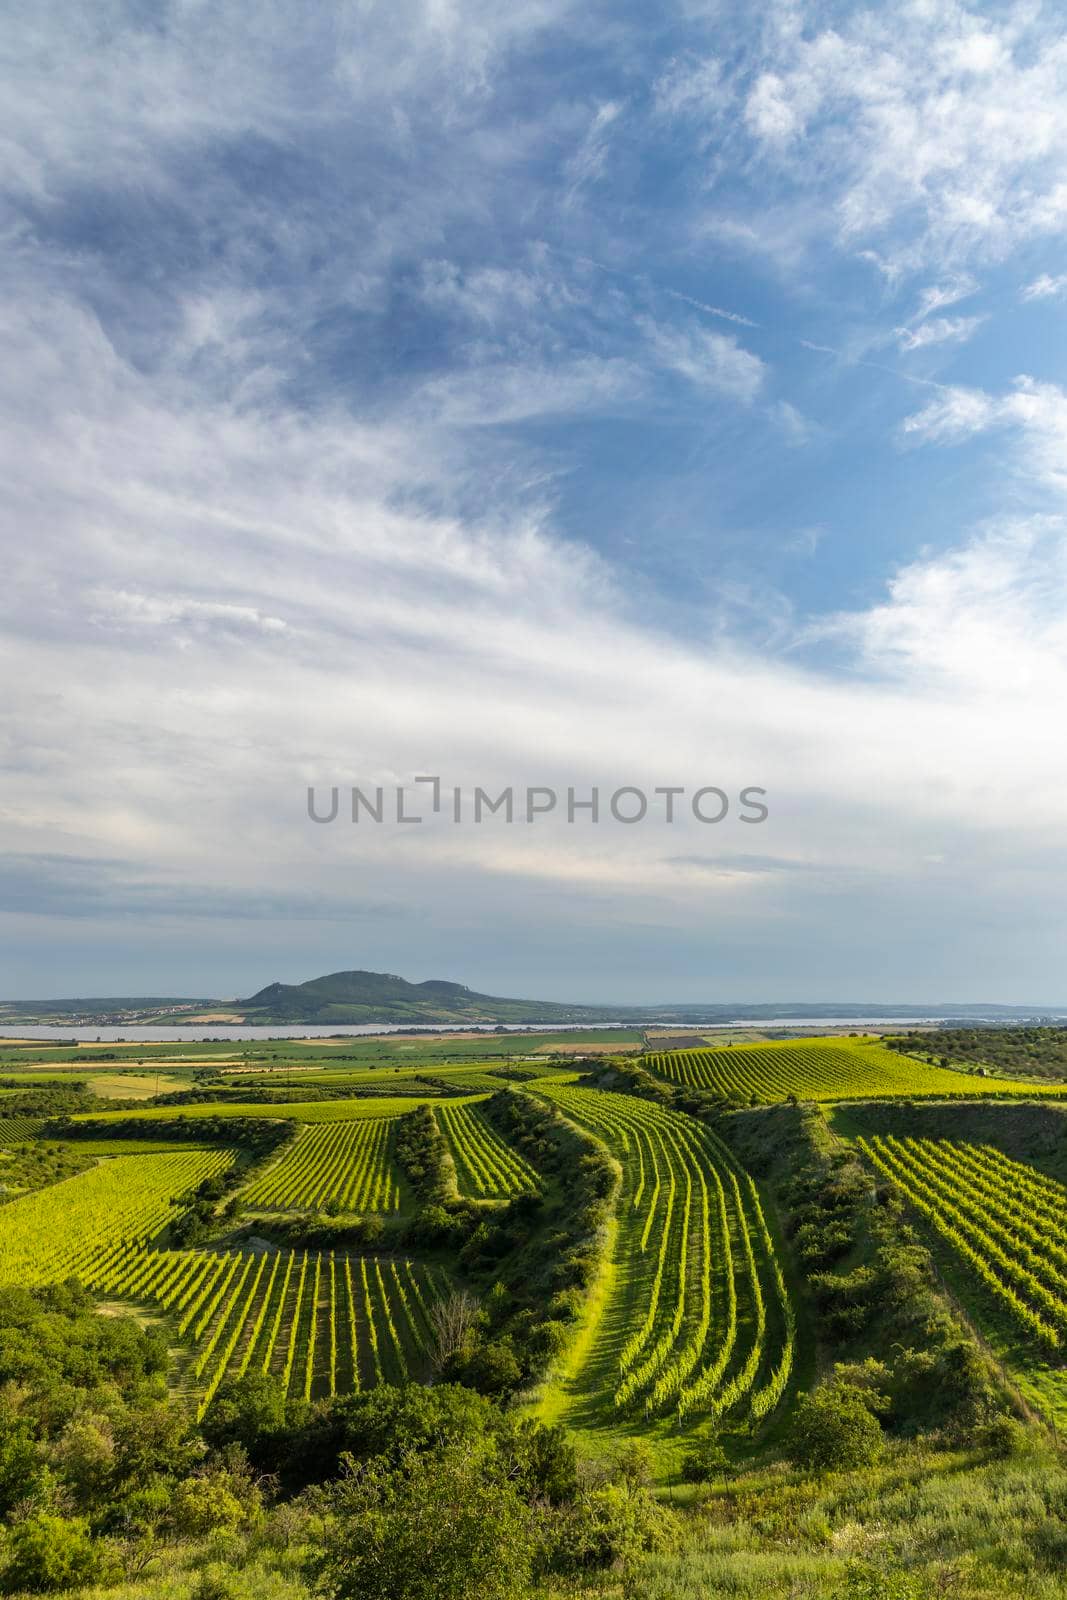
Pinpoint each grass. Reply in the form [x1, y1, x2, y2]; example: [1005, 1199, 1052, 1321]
[631, 1439, 1067, 1599]
[85, 1071, 192, 1099]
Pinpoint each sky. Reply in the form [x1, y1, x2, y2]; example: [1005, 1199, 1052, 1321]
[3, 0, 1067, 1005]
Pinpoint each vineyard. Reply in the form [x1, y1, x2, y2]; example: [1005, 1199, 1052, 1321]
[538, 1085, 795, 1429]
[90, 1244, 447, 1417]
[0, 1116, 45, 1143]
[643, 1037, 1050, 1103]
[435, 1101, 539, 1198]
[858, 1133, 1067, 1354]
[73, 1094, 484, 1124]
[240, 1117, 404, 1212]
[0, 1149, 233, 1283]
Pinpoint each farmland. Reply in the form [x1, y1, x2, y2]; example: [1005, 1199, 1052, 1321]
[241, 1118, 405, 1213]
[0, 1149, 233, 1282]
[2, 1027, 1067, 1597]
[71, 1093, 483, 1123]
[536, 1084, 794, 1440]
[854, 1129, 1067, 1425]
[435, 1101, 539, 1198]
[93, 1244, 446, 1417]
[643, 1035, 1062, 1102]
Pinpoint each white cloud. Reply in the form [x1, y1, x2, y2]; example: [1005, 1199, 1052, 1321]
[640, 318, 766, 403]
[1021, 272, 1067, 301]
[914, 276, 978, 319]
[771, 400, 813, 445]
[563, 100, 623, 201]
[895, 315, 984, 351]
[730, 5, 1067, 274]
[902, 376, 1067, 492]
[652, 55, 729, 123]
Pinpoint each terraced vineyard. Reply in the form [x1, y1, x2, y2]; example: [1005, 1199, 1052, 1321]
[0, 1149, 233, 1283]
[436, 1101, 539, 1199]
[241, 1117, 404, 1212]
[644, 1037, 1051, 1103]
[539, 1085, 795, 1428]
[858, 1134, 1067, 1353]
[90, 1244, 447, 1417]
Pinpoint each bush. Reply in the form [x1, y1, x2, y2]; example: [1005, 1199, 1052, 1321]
[1, 1513, 105, 1594]
[310, 1443, 535, 1600]
[787, 1385, 885, 1472]
[976, 1413, 1029, 1458]
[545, 1483, 678, 1574]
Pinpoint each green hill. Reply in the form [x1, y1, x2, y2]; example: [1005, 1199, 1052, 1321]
[238, 968, 616, 1025]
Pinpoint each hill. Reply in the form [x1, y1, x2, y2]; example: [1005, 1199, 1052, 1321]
[237, 968, 617, 1024]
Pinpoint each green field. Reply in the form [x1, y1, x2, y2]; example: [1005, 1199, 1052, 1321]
[72, 1093, 484, 1123]
[241, 1119, 406, 1213]
[854, 1131, 1067, 1426]
[644, 1035, 1063, 1102]
[3, 1033, 1067, 1600]
[94, 1243, 447, 1416]
[0, 1149, 233, 1282]
[535, 1084, 794, 1454]
[435, 1101, 539, 1199]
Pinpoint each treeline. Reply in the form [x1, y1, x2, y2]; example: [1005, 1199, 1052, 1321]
[888, 1026, 1067, 1082]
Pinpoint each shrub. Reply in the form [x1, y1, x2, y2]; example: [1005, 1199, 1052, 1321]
[545, 1484, 678, 1574]
[1, 1513, 105, 1594]
[310, 1443, 535, 1600]
[787, 1385, 885, 1472]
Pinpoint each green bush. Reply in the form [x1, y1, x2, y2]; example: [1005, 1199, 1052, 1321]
[1, 1513, 106, 1594]
[311, 1442, 535, 1600]
[546, 1483, 678, 1574]
[787, 1385, 885, 1472]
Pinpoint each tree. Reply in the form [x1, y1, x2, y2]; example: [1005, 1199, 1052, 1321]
[428, 1289, 479, 1371]
[310, 1443, 535, 1600]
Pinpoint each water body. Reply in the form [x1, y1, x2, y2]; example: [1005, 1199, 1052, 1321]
[3, 1013, 1057, 1043]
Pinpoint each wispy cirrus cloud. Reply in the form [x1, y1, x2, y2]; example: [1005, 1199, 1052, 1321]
[894, 316, 985, 353]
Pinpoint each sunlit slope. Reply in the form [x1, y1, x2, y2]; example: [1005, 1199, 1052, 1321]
[644, 1037, 1064, 1103]
[536, 1084, 795, 1435]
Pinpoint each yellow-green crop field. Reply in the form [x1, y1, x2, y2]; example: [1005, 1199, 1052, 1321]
[644, 1037, 1066, 1103]
[72, 1094, 485, 1123]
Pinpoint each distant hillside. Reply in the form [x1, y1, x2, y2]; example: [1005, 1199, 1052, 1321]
[238, 968, 616, 1025]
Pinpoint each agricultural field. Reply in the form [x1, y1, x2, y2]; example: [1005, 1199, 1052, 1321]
[0, 1115, 45, 1142]
[72, 1093, 484, 1123]
[241, 1118, 405, 1212]
[222, 1066, 514, 1095]
[92, 1243, 447, 1416]
[435, 1101, 539, 1198]
[536, 1084, 795, 1445]
[856, 1131, 1067, 1425]
[0, 1148, 233, 1282]
[643, 1035, 1063, 1103]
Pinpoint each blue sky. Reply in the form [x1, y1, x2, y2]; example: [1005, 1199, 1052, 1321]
[3, 0, 1067, 1004]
